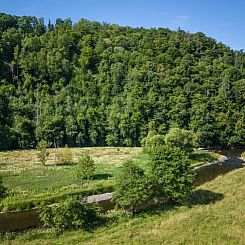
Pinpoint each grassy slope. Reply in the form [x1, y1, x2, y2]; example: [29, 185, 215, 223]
[3, 167, 245, 245]
[0, 148, 218, 211]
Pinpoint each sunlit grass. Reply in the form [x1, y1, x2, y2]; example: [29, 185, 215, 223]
[0, 147, 217, 211]
[2, 167, 244, 245]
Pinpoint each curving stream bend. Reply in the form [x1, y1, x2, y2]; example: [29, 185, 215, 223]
[0, 149, 244, 233]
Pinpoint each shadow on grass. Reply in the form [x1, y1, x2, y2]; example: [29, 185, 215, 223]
[54, 162, 78, 166]
[93, 174, 112, 180]
[130, 189, 224, 217]
[187, 189, 224, 206]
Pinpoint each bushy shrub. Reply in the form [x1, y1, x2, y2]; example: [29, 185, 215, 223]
[141, 134, 165, 153]
[0, 177, 7, 199]
[39, 198, 98, 231]
[113, 161, 152, 214]
[56, 145, 73, 165]
[164, 128, 197, 153]
[151, 146, 196, 203]
[37, 140, 49, 165]
[76, 154, 95, 180]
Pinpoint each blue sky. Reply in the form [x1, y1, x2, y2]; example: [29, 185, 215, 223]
[1, 0, 244, 50]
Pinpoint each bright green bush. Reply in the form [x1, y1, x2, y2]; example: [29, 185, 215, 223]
[142, 134, 165, 153]
[164, 128, 197, 153]
[39, 198, 99, 231]
[151, 146, 196, 203]
[113, 161, 152, 214]
[76, 154, 96, 180]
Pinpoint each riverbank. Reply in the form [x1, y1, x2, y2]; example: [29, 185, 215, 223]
[0, 147, 217, 212]
[1, 165, 245, 244]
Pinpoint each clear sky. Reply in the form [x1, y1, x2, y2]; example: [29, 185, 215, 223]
[1, 0, 244, 50]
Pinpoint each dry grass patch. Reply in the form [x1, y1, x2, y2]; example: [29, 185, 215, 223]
[0, 147, 141, 167]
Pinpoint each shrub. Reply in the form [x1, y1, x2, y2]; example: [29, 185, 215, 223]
[113, 161, 152, 214]
[164, 128, 197, 153]
[0, 177, 7, 199]
[76, 154, 95, 180]
[142, 134, 165, 153]
[151, 146, 196, 203]
[39, 198, 98, 231]
[56, 145, 73, 165]
[37, 140, 49, 165]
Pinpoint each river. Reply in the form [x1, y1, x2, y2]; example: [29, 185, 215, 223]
[196, 149, 244, 185]
[1, 149, 244, 233]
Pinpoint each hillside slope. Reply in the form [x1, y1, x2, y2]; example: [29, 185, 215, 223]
[0, 13, 244, 149]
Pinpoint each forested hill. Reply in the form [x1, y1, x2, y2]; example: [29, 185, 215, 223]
[0, 13, 244, 150]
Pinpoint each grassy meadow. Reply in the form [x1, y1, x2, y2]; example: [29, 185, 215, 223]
[1, 163, 245, 244]
[0, 147, 218, 211]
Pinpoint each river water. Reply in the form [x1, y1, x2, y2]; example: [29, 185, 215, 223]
[1, 149, 244, 232]
[195, 149, 244, 185]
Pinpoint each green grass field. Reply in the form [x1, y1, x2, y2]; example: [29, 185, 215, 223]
[1, 163, 245, 244]
[0, 147, 218, 211]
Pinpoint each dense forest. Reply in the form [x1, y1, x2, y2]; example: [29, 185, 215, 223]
[0, 13, 244, 150]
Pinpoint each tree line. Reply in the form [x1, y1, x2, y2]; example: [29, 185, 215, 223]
[0, 13, 244, 150]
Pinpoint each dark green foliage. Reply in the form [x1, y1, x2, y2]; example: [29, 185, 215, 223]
[0, 177, 7, 199]
[76, 154, 95, 180]
[151, 146, 196, 203]
[113, 161, 151, 214]
[0, 13, 244, 149]
[39, 198, 99, 231]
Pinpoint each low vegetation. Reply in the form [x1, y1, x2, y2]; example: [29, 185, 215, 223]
[0, 177, 7, 199]
[39, 198, 100, 232]
[37, 140, 49, 166]
[114, 146, 196, 214]
[113, 160, 151, 213]
[1, 164, 245, 244]
[76, 154, 96, 180]
[0, 147, 217, 211]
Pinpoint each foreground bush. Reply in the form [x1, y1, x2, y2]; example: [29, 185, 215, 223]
[151, 146, 196, 203]
[113, 161, 151, 214]
[39, 198, 99, 231]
